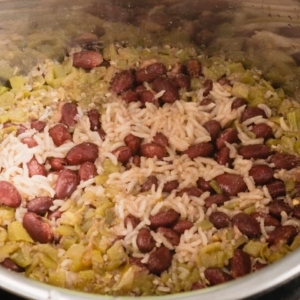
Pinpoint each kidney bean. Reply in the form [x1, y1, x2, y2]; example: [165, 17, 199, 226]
[66, 142, 98, 165]
[27, 197, 53, 216]
[150, 209, 180, 229]
[163, 180, 179, 193]
[267, 225, 297, 246]
[23, 212, 54, 243]
[153, 132, 169, 147]
[209, 211, 231, 229]
[230, 249, 251, 278]
[157, 227, 180, 246]
[141, 176, 158, 192]
[49, 157, 67, 171]
[200, 98, 214, 106]
[112, 146, 132, 164]
[183, 142, 214, 159]
[0, 181, 21, 208]
[140, 143, 167, 159]
[137, 228, 155, 253]
[48, 124, 72, 146]
[205, 194, 230, 208]
[238, 144, 272, 160]
[186, 59, 202, 77]
[72, 50, 103, 69]
[241, 107, 266, 122]
[79, 161, 97, 181]
[87, 109, 100, 131]
[266, 180, 286, 199]
[111, 70, 135, 94]
[124, 134, 142, 155]
[21, 137, 38, 148]
[60, 102, 78, 127]
[197, 177, 213, 193]
[55, 169, 79, 199]
[172, 74, 191, 90]
[16, 124, 27, 136]
[232, 213, 261, 238]
[31, 120, 46, 132]
[124, 214, 140, 229]
[139, 90, 158, 106]
[293, 206, 300, 219]
[268, 201, 292, 219]
[270, 153, 300, 170]
[249, 164, 274, 185]
[251, 212, 280, 227]
[177, 187, 202, 197]
[152, 77, 179, 103]
[204, 267, 233, 286]
[172, 220, 193, 235]
[122, 90, 138, 104]
[97, 128, 106, 140]
[215, 174, 247, 196]
[147, 246, 173, 275]
[251, 123, 273, 140]
[135, 62, 167, 83]
[203, 120, 222, 142]
[216, 147, 231, 166]
[203, 79, 213, 97]
[27, 157, 47, 177]
[216, 128, 239, 150]
[134, 85, 147, 94]
[47, 209, 62, 220]
[231, 98, 247, 110]
[0, 258, 24, 273]
[132, 155, 141, 167]
[253, 261, 267, 271]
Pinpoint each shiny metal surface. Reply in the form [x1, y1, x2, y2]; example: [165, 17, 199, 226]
[1, 0, 300, 299]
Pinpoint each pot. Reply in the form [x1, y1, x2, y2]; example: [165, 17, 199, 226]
[1, 0, 300, 299]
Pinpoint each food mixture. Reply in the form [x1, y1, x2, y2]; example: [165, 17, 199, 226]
[1, 41, 300, 296]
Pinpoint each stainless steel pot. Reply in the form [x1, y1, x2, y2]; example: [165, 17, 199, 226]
[1, 0, 300, 299]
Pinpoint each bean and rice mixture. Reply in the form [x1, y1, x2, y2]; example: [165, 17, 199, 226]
[1, 43, 300, 295]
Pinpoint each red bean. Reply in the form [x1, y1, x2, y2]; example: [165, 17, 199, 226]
[172, 220, 193, 234]
[268, 201, 292, 219]
[87, 109, 101, 131]
[238, 144, 272, 160]
[31, 120, 46, 132]
[124, 214, 140, 229]
[137, 228, 155, 253]
[183, 142, 214, 159]
[0, 181, 22, 208]
[147, 246, 173, 275]
[23, 212, 54, 243]
[251, 212, 280, 227]
[121, 90, 138, 104]
[66, 142, 99, 165]
[293, 206, 300, 219]
[153, 132, 169, 147]
[27, 157, 47, 177]
[172, 74, 191, 90]
[204, 267, 233, 286]
[216, 128, 239, 150]
[267, 225, 297, 246]
[139, 90, 158, 106]
[60, 102, 78, 127]
[197, 177, 214, 193]
[266, 180, 286, 199]
[140, 176, 158, 192]
[200, 98, 214, 106]
[205, 194, 230, 208]
[176, 187, 202, 197]
[111, 70, 135, 94]
[190, 282, 205, 290]
[140, 143, 167, 159]
[163, 180, 179, 193]
[48, 124, 72, 146]
[72, 51, 103, 69]
[157, 227, 180, 246]
[270, 153, 300, 170]
[231, 98, 247, 110]
[209, 211, 231, 229]
[112, 146, 132, 164]
[251, 123, 273, 140]
[48, 157, 67, 171]
[27, 197, 53, 216]
[79, 161, 97, 181]
[186, 59, 202, 77]
[97, 128, 106, 140]
[150, 209, 180, 229]
[249, 164, 274, 185]
[232, 213, 261, 238]
[215, 173, 247, 196]
[203, 79, 213, 97]
[135, 62, 167, 83]
[47, 209, 62, 220]
[124, 134, 142, 155]
[241, 107, 266, 122]
[0, 258, 24, 273]
[152, 77, 179, 103]
[230, 249, 251, 278]
[132, 155, 141, 167]
[21, 137, 38, 148]
[55, 169, 80, 199]
[216, 147, 232, 166]
[203, 120, 222, 142]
